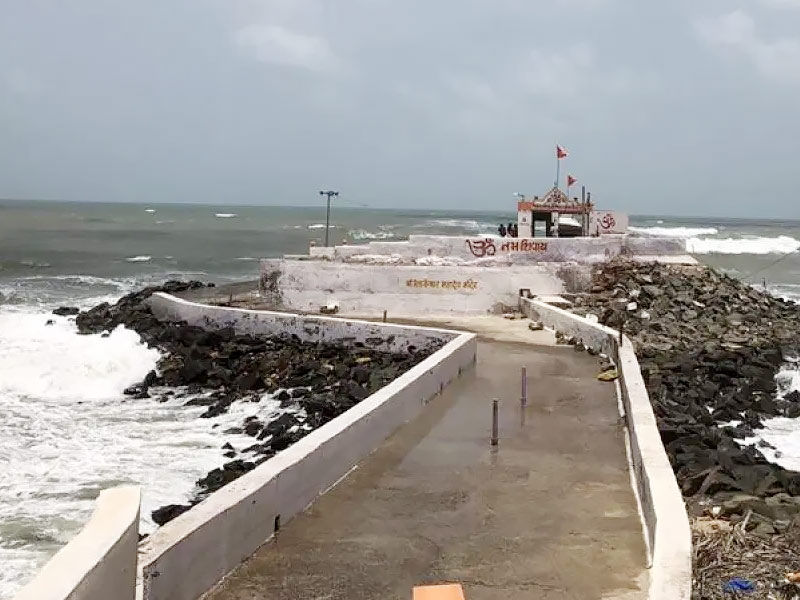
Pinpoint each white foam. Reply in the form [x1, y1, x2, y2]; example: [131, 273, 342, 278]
[687, 235, 800, 255]
[0, 316, 159, 402]
[125, 255, 152, 263]
[214, 213, 237, 218]
[144, 209, 156, 214]
[629, 226, 719, 237]
[307, 223, 335, 230]
[425, 218, 495, 230]
[348, 229, 395, 240]
[0, 309, 304, 597]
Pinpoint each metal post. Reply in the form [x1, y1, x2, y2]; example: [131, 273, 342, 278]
[324, 195, 331, 247]
[319, 190, 339, 248]
[521, 367, 527, 407]
[382, 310, 387, 322]
[581, 185, 587, 236]
[618, 321, 624, 344]
[491, 399, 499, 446]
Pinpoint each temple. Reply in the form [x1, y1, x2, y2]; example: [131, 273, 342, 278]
[516, 186, 628, 238]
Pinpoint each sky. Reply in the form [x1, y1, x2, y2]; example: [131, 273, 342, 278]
[1, 0, 799, 217]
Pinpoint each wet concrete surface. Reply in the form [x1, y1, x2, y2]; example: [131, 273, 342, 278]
[206, 336, 647, 600]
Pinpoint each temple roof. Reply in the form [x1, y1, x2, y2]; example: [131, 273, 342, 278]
[517, 186, 591, 214]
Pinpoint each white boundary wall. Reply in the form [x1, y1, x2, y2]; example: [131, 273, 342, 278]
[148, 292, 457, 350]
[519, 297, 691, 600]
[330, 234, 691, 264]
[258, 260, 591, 315]
[13, 486, 141, 600]
[138, 294, 477, 600]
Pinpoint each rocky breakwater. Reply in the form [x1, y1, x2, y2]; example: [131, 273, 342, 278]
[570, 261, 800, 536]
[69, 281, 444, 526]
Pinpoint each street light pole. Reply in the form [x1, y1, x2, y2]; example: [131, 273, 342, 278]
[319, 190, 339, 247]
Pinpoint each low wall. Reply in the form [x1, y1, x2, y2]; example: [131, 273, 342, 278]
[148, 292, 457, 351]
[258, 260, 592, 315]
[138, 295, 478, 600]
[14, 486, 140, 600]
[331, 234, 689, 264]
[519, 297, 691, 600]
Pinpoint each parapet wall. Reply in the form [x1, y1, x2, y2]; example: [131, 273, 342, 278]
[259, 259, 592, 315]
[138, 294, 478, 600]
[519, 297, 692, 600]
[13, 486, 140, 600]
[148, 292, 457, 350]
[330, 234, 691, 265]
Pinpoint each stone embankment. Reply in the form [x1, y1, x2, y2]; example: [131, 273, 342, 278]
[64, 281, 443, 527]
[569, 260, 800, 596]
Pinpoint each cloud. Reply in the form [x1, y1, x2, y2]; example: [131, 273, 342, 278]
[3, 68, 43, 95]
[233, 24, 339, 72]
[694, 10, 800, 83]
[757, 0, 800, 8]
[521, 44, 595, 96]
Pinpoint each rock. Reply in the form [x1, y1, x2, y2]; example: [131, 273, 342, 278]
[52, 306, 80, 316]
[196, 460, 256, 495]
[151, 503, 192, 526]
[70, 282, 445, 514]
[243, 420, 263, 437]
[45, 319, 54, 326]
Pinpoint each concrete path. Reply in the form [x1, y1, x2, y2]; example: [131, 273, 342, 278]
[206, 322, 647, 600]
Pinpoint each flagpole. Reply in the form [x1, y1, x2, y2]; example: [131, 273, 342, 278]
[555, 153, 560, 190]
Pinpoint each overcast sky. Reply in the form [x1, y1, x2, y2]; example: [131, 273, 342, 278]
[1, 1, 798, 216]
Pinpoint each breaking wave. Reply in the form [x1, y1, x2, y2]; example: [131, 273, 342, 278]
[686, 236, 800, 255]
[629, 226, 719, 237]
[348, 229, 395, 240]
[214, 213, 237, 218]
[125, 255, 151, 263]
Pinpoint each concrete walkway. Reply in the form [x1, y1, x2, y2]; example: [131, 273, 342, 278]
[207, 326, 647, 600]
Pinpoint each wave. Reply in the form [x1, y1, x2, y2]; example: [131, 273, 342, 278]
[214, 213, 237, 218]
[0, 310, 305, 596]
[144, 208, 156, 214]
[629, 226, 719, 237]
[425, 218, 495, 230]
[307, 223, 335, 230]
[0, 315, 159, 402]
[125, 255, 151, 263]
[348, 229, 395, 240]
[687, 235, 800, 255]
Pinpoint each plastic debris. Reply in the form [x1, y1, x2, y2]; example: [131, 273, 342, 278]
[596, 368, 619, 382]
[723, 578, 755, 593]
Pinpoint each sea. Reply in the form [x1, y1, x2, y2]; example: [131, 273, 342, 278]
[2, 200, 800, 597]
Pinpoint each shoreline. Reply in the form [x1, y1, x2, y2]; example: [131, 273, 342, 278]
[69, 282, 446, 527]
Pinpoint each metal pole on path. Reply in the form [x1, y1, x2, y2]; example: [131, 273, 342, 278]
[383, 310, 387, 322]
[521, 367, 527, 407]
[491, 399, 499, 446]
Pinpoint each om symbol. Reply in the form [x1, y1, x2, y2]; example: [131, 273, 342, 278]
[465, 238, 497, 258]
[600, 214, 616, 230]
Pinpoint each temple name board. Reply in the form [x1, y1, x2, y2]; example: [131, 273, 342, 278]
[465, 238, 548, 258]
